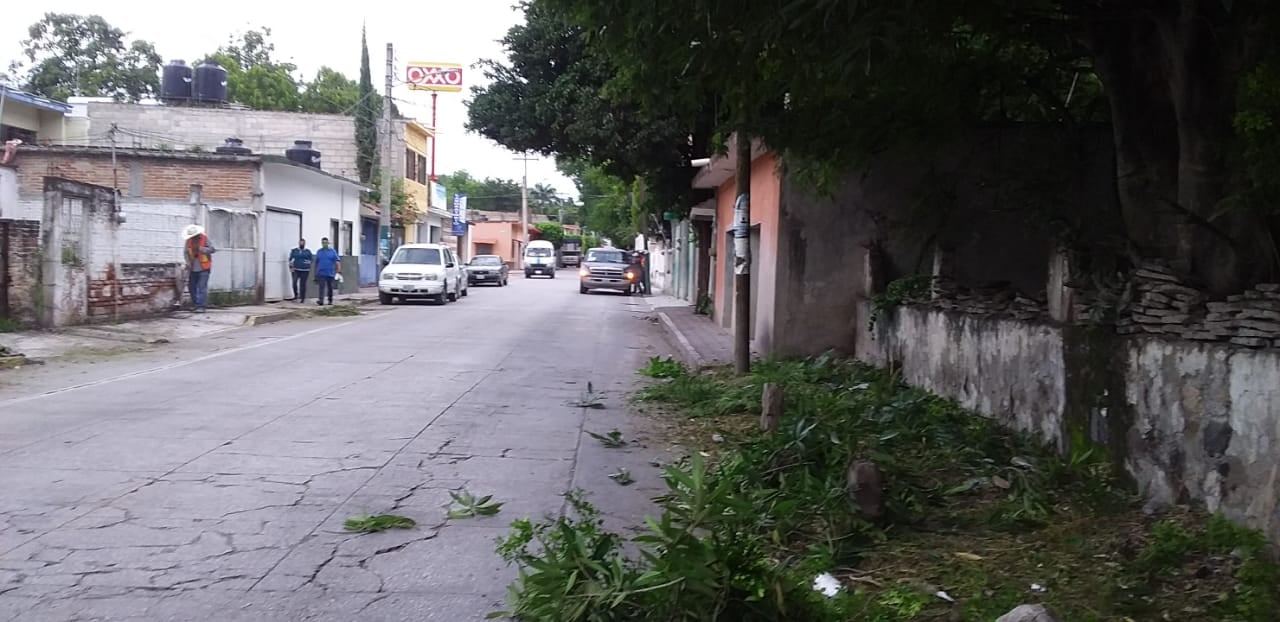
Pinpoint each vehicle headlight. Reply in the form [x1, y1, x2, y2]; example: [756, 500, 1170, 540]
[381, 271, 396, 280]
[625, 271, 635, 280]
[424, 273, 441, 281]
[579, 267, 590, 277]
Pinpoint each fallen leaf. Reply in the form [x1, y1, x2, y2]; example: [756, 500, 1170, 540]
[992, 475, 1011, 489]
[953, 552, 984, 561]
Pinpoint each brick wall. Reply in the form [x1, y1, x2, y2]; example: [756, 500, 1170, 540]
[1, 219, 40, 325]
[81, 102, 405, 182]
[87, 263, 178, 319]
[13, 150, 256, 202]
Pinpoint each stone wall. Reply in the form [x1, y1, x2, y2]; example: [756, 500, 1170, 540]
[79, 102, 405, 183]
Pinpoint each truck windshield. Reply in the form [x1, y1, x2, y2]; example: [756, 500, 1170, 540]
[527, 248, 554, 257]
[391, 248, 441, 264]
[586, 249, 626, 263]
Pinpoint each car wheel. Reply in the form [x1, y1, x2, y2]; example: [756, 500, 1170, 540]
[461, 281, 469, 297]
[436, 284, 449, 305]
[379, 292, 392, 305]
[550, 271, 556, 279]
[447, 287, 458, 302]
[580, 285, 588, 294]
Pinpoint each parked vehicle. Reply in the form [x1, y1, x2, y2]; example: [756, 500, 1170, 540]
[524, 240, 557, 278]
[559, 238, 582, 268]
[378, 243, 468, 305]
[466, 254, 509, 286]
[578, 247, 636, 295]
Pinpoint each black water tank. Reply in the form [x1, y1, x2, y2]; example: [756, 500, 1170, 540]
[160, 60, 193, 102]
[214, 137, 252, 156]
[285, 140, 321, 167]
[193, 60, 228, 103]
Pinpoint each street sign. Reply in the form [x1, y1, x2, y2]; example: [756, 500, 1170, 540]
[406, 63, 463, 92]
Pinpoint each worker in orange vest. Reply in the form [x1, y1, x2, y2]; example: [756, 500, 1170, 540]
[182, 224, 218, 313]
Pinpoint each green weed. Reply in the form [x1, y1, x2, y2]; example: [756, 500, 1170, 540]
[447, 490, 503, 519]
[344, 514, 416, 532]
[491, 354, 1280, 621]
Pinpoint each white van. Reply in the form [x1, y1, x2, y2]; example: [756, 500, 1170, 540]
[378, 243, 468, 305]
[523, 240, 557, 278]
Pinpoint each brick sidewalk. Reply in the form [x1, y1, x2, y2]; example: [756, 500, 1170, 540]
[653, 305, 734, 368]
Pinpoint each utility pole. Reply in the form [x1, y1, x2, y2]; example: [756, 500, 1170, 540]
[733, 133, 752, 375]
[379, 42, 394, 269]
[514, 152, 537, 269]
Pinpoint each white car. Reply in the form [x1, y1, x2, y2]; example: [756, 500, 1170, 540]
[378, 243, 468, 305]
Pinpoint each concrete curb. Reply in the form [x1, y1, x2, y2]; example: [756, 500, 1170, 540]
[244, 310, 303, 327]
[656, 310, 707, 371]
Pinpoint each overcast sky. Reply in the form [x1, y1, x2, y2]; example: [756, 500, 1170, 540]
[2, 1, 575, 197]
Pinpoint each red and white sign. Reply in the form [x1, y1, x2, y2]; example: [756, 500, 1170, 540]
[406, 63, 463, 92]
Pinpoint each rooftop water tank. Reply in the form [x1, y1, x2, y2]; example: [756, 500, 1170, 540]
[193, 60, 228, 103]
[286, 140, 321, 168]
[214, 137, 252, 156]
[160, 60, 193, 102]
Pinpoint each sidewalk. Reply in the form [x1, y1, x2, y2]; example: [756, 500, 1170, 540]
[647, 295, 736, 369]
[0, 288, 379, 362]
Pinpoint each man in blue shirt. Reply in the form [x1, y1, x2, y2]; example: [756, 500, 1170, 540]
[313, 237, 341, 306]
[288, 239, 313, 302]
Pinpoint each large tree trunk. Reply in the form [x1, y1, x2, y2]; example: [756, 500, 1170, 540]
[1084, 1, 1266, 294]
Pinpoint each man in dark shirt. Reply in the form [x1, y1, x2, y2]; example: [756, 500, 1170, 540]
[313, 237, 341, 306]
[289, 239, 314, 302]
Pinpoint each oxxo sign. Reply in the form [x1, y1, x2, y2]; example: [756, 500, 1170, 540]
[406, 63, 463, 92]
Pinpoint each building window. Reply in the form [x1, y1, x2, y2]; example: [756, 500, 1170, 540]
[416, 154, 428, 184]
[60, 196, 85, 265]
[342, 221, 354, 256]
[1, 125, 37, 144]
[405, 148, 416, 181]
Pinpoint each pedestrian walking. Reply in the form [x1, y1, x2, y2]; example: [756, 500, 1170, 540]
[182, 224, 216, 313]
[314, 237, 341, 306]
[289, 239, 314, 301]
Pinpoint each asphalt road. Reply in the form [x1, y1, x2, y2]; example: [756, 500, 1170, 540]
[0, 275, 676, 621]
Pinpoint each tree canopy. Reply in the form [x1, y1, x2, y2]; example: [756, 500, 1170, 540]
[7, 13, 161, 102]
[466, 1, 710, 239]
[482, 0, 1280, 292]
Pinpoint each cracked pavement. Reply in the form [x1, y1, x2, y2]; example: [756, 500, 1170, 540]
[0, 278, 676, 620]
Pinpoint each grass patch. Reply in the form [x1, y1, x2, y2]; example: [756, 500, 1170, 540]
[312, 303, 362, 317]
[344, 514, 416, 533]
[0, 317, 21, 333]
[494, 356, 1280, 621]
[587, 429, 627, 448]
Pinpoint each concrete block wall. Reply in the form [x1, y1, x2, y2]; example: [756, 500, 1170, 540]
[82, 103, 406, 182]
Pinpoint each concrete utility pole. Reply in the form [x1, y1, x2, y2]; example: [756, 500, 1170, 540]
[733, 134, 752, 374]
[379, 42, 394, 269]
[514, 152, 537, 269]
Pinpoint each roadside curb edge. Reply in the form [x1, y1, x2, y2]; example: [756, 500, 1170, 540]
[656, 310, 706, 371]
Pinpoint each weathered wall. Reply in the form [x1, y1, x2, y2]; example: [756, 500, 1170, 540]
[12, 148, 262, 324]
[768, 127, 1117, 359]
[0, 218, 41, 325]
[77, 102, 406, 183]
[858, 281, 1280, 543]
[867, 308, 1069, 447]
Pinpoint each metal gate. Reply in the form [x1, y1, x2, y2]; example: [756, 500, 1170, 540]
[265, 209, 302, 301]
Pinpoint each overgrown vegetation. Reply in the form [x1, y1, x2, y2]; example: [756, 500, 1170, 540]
[495, 356, 1280, 621]
[868, 275, 933, 332]
[0, 318, 21, 334]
